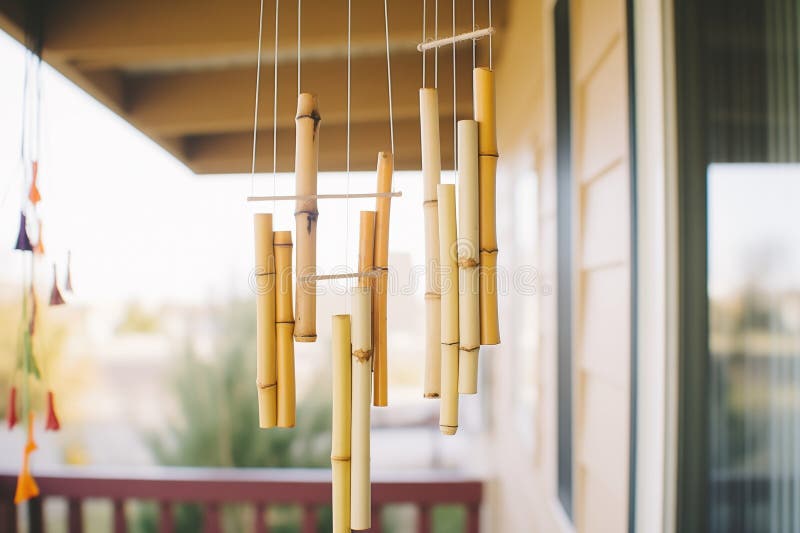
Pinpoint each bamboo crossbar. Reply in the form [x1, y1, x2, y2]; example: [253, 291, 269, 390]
[298, 270, 381, 282]
[247, 192, 402, 202]
[417, 27, 496, 52]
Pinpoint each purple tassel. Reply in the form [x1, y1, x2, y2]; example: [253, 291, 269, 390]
[64, 251, 73, 292]
[49, 265, 65, 306]
[14, 212, 32, 252]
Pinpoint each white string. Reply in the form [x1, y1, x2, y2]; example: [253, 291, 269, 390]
[345, 0, 352, 308]
[422, 0, 426, 88]
[272, 0, 280, 213]
[452, 0, 457, 179]
[434, 0, 439, 88]
[489, 0, 493, 69]
[472, 0, 476, 69]
[384, 0, 395, 157]
[297, 0, 302, 95]
[250, 0, 265, 196]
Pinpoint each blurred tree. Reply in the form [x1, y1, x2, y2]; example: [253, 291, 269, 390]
[136, 300, 332, 533]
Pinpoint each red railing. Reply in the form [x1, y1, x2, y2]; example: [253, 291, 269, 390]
[0, 467, 482, 533]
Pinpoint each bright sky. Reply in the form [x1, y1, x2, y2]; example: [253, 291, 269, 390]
[0, 30, 426, 307]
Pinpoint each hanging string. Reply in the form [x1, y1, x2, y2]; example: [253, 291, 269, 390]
[452, 0, 457, 179]
[472, 0, 476, 69]
[488, 0, 493, 69]
[422, 0, 427, 88]
[250, 0, 265, 196]
[384, 0, 395, 157]
[344, 0, 352, 309]
[435, 0, 439, 88]
[272, 0, 280, 214]
[297, 0, 302, 95]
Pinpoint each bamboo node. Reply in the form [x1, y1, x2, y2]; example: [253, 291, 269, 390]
[255, 272, 276, 277]
[424, 292, 442, 300]
[296, 111, 321, 124]
[276, 320, 296, 325]
[330, 455, 351, 462]
[274, 242, 293, 248]
[294, 209, 319, 234]
[295, 334, 318, 342]
[459, 345, 480, 352]
[441, 341, 459, 347]
[457, 257, 479, 268]
[423, 199, 439, 206]
[479, 152, 500, 158]
[353, 349, 373, 363]
[480, 248, 499, 255]
[424, 392, 441, 398]
[256, 381, 277, 390]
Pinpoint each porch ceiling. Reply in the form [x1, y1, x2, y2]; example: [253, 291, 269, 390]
[0, 0, 507, 174]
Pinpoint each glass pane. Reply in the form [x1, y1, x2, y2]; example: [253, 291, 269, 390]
[708, 163, 800, 533]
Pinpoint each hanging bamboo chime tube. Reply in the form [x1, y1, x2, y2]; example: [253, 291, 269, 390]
[437, 184, 459, 435]
[473, 68, 500, 345]
[420, 88, 443, 399]
[331, 314, 352, 533]
[457, 120, 480, 394]
[372, 152, 393, 407]
[254, 214, 277, 428]
[351, 211, 374, 529]
[274, 231, 296, 428]
[295, 93, 321, 343]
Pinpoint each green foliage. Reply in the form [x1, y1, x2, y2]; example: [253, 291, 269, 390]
[135, 300, 333, 532]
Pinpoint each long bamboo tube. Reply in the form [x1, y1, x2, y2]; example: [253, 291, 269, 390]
[295, 93, 321, 343]
[350, 287, 372, 530]
[331, 314, 352, 533]
[437, 184, 459, 435]
[457, 120, 480, 394]
[473, 68, 500, 345]
[372, 152, 393, 407]
[420, 88, 442, 399]
[274, 231, 296, 427]
[254, 214, 277, 428]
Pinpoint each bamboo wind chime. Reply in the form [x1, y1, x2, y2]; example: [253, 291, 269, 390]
[418, 0, 500, 435]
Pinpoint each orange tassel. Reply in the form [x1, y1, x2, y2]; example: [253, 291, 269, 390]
[7, 387, 18, 429]
[49, 265, 65, 306]
[45, 391, 60, 431]
[33, 223, 45, 256]
[14, 413, 40, 504]
[28, 161, 41, 205]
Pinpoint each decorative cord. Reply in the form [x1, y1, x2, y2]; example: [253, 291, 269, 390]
[384, 0, 395, 157]
[250, 0, 265, 197]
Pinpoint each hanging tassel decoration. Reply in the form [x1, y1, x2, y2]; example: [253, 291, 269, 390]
[28, 161, 41, 205]
[7, 387, 18, 429]
[64, 251, 73, 292]
[33, 222, 45, 256]
[14, 212, 33, 252]
[14, 413, 40, 504]
[45, 390, 61, 431]
[49, 264, 65, 306]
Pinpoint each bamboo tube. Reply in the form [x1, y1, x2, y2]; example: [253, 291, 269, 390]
[254, 214, 277, 428]
[295, 93, 321, 343]
[274, 231, 296, 428]
[331, 314, 352, 533]
[437, 184, 459, 435]
[351, 211, 375, 529]
[420, 88, 442, 399]
[372, 152, 393, 407]
[350, 287, 372, 530]
[457, 120, 480, 394]
[473, 68, 500, 345]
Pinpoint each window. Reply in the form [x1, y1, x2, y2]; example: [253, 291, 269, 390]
[554, 0, 573, 519]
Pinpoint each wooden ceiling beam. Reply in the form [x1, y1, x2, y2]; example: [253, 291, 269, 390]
[185, 115, 459, 174]
[125, 51, 473, 137]
[42, 0, 492, 72]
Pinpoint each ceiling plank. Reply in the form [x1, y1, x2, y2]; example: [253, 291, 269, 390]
[43, 0, 488, 72]
[186, 115, 458, 174]
[126, 51, 472, 136]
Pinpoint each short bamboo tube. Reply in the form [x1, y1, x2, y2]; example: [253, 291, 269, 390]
[420, 88, 442, 399]
[295, 93, 321, 343]
[331, 314, 352, 533]
[437, 184, 459, 435]
[274, 231, 296, 427]
[254, 214, 277, 428]
[372, 152, 393, 407]
[457, 120, 480, 394]
[473, 68, 500, 345]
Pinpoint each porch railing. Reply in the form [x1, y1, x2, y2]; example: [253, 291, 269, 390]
[0, 467, 482, 533]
